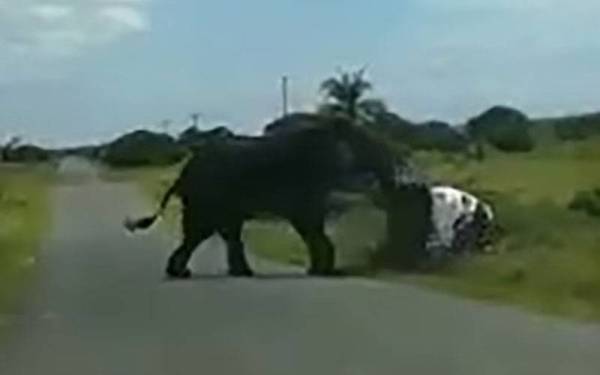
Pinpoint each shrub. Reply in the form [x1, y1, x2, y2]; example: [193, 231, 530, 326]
[568, 189, 600, 218]
[554, 121, 589, 141]
[3, 145, 50, 163]
[553, 114, 600, 142]
[410, 121, 469, 153]
[103, 130, 186, 167]
[367, 115, 468, 153]
[178, 126, 234, 149]
[486, 123, 535, 152]
[467, 106, 535, 153]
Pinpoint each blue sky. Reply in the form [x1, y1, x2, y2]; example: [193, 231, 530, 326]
[1, 0, 599, 147]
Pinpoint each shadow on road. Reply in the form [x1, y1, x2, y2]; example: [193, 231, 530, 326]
[164, 268, 374, 282]
[174, 273, 310, 281]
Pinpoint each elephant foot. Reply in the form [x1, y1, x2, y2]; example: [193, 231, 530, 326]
[228, 268, 255, 277]
[166, 266, 192, 280]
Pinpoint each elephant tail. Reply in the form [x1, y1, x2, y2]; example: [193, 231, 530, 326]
[124, 179, 179, 233]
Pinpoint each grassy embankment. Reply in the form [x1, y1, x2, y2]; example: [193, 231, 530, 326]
[128, 137, 600, 320]
[0, 165, 52, 314]
[403, 139, 600, 321]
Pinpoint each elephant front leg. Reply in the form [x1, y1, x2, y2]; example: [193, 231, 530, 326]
[219, 223, 254, 277]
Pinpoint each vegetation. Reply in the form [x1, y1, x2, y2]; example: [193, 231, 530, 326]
[395, 143, 600, 321]
[0, 165, 52, 312]
[409, 121, 468, 153]
[318, 68, 389, 125]
[1, 136, 51, 163]
[568, 188, 600, 218]
[551, 112, 600, 141]
[466, 106, 535, 155]
[102, 130, 186, 167]
[178, 126, 234, 150]
[4, 145, 51, 163]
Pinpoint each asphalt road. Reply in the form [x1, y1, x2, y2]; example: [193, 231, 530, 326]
[1, 174, 600, 374]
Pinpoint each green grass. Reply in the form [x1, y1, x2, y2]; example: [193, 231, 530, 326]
[244, 206, 386, 270]
[413, 142, 600, 205]
[407, 140, 600, 321]
[0, 165, 52, 313]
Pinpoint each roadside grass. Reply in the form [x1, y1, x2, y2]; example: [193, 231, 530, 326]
[244, 206, 386, 270]
[407, 140, 600, 321]
[119, 137, 600, 320]
[0, 165, 52, 313]
[399, 195, 600, 321]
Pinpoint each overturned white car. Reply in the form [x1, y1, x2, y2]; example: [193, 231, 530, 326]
[426, 186, 496, 260]
[381, 181, 498, 266]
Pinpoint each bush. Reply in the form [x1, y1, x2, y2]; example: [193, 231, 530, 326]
[554, 115, 600, 142]
[3, 145, 50, 163]
[410, 121, 469, 153]
[366, 114, 468, 153]
[467, 106, 535, 153]
[486, 123, 535, 152]
[103, 130, 186, 167]
[568, 189, 600, 217]
[555, 121, 589, 141]
[178, 126, 234, 149]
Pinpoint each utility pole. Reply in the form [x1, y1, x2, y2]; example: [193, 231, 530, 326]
[190, 113, 201, 128]
[281, 75, 289, 117]
[160, 119, 172, 133]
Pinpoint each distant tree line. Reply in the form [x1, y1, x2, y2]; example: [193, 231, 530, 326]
[1, 137, 50, 163]
[550, 113, 600, 141]
[275, 69, 537, 158]
[3, 68, 600, 167]
[97, 68, 547, 168]
[100, 125, 236, 167]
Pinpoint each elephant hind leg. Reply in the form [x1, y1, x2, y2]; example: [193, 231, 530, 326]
[291, 216, 335, 276]
[166, 209, 214, 279]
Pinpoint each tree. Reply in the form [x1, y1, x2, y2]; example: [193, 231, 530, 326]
[178, 125, 233, 149]
[412, 121, 468, 153]
[103, 130, 185, 167]
[318, 68, 386, 124]
[466, 121, 486, 161]
[466, 106, 534, 158]
[1, 136, 22, 162]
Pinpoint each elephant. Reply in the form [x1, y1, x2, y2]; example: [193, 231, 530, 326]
[125, 113, 401, 278]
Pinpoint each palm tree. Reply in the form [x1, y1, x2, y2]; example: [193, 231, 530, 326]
[319, 68, 387, 124]
[1, 136, 21, 162]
